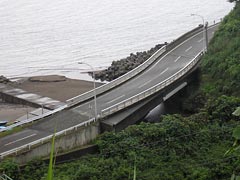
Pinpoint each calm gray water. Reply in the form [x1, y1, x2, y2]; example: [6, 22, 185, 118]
[0, 0, 233, 80]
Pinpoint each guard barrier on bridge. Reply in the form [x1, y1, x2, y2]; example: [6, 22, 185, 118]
[101, 51, 204, 117]
[166, 25, 204, 51]
[66, 24, 206, 107]
[0, 117, 97, 160]
[66, 45, 167, 107]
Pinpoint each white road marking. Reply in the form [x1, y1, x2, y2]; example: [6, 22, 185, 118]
[198, 38, 203, 42]
[135, 61, 159, 79]
[138, 79, 152, 89]
[160, 67, 169, 75]
[73, 102, 91, 110]
[107, 95, 125, 104]
[138, 67, 169, 88]
[174, 56, 181, 62]
[4, 133, 37, 146]
[132, 24, 218, 81]
[185, 46, 192, 52]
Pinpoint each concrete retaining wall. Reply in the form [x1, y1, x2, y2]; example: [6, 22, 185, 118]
[13, 122, 100, 164]
[0, 91, 40, 108]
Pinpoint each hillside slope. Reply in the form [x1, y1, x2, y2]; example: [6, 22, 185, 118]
[201, 2, 240, 96]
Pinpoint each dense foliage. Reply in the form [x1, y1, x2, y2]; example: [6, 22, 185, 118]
[1, 95, 240, 179]
[201, 2, 240, 96]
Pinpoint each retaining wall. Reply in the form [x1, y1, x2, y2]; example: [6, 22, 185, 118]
[11, 122, 100, 164]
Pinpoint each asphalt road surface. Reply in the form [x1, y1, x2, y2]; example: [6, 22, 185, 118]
[0, 24, 218, 154]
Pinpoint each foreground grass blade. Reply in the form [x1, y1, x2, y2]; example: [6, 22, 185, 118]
[47, 132, 56, 180]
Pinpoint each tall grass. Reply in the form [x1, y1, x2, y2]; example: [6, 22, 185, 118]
[133, 155, 136, 180]
[46, 132, 56, 180]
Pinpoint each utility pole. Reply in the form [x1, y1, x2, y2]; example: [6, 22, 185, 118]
[191, 14, 205, 52]
[205, 22, 209, 51]
[78, 62, 98, 120]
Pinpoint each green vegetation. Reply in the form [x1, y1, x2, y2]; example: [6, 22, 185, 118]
[0, 103, 239, 179]
[0, 1, 240, 180]
[201, 2, 240, 97]
[46, 133, 56, 180]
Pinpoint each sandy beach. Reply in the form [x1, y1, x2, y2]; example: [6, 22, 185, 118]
[0, 75, 103, 123]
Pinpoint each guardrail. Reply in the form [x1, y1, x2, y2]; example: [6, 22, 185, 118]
[66, 24, 207, 108]
[0, 105, 68, 133]
[0, 24, 208, 133]
[0, 117, 96, 160]
[101, 51, 203, 117]
[66, 45, 167, 107]
[100, 22, 221, 116]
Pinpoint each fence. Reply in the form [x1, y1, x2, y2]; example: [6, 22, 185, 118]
[101, 52, 203, 117]
[66, 45, 167, 107]
[66, 23, 209, 107]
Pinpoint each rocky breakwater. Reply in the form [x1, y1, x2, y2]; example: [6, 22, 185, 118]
[94, 43, 167, 81]
[0, 75, 11, 84]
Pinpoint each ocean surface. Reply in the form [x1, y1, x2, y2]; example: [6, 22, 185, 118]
[0, 0, 234, 81]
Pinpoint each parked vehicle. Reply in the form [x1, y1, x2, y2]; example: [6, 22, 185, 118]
[0, 121, 8, 126]
[0, 126, 6, 129]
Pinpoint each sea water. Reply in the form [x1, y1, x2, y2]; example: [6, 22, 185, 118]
[0, 0, 234, 81]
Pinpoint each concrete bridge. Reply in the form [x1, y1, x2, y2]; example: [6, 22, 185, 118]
[0, 23, 218, 163]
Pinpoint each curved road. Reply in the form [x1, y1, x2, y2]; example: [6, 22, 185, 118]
[0, 24, 218, 155]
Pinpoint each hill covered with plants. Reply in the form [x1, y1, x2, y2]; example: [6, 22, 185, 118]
[201, 2, 240, 97]
[1, 99, 239, 180]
